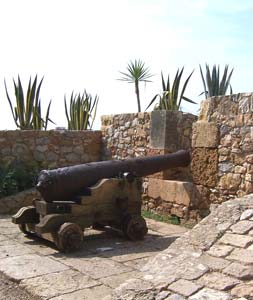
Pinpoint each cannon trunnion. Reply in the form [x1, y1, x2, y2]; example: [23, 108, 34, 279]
[12, 150, 190, 252]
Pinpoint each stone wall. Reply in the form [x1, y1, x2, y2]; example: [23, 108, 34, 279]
[101, 113, 151, 160]
[101, 111, 198, 220]
[0, 130, 102, 169]
[101, 111, 196, 161]
[192, 93, 253, 205]
[0, 130, 102, 214]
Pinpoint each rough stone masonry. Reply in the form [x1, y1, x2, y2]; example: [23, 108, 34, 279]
[192, 93, 253, 206]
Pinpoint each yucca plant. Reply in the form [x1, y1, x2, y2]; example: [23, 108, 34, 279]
[118, 59, 153, 112]
[64, 90, 99, 130]
[199, 64, 234, 99]
[146, 68, 196, 111]
[4, 75, 54, 130]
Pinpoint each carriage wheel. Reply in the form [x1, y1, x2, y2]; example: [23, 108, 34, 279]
[123, 216, 148, 241]
[55, 222, 83, 252]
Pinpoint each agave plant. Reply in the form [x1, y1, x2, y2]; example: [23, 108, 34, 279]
[4, 75, 54, 130]
[64, 90, 99, 130]
[118, 59, 153, 112]
[146, 68, 196, 111]
[199, 64, 234, 99]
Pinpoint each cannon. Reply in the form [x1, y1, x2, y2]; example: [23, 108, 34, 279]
[12, 150, 190, 252]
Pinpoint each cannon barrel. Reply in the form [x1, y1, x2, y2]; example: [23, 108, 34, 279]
[36, 150, 190, 202]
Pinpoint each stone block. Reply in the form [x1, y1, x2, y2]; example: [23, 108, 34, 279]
[61, 256, 132, 279]
[223, 262, 253, 280]
[231, 281, 253, 298]
[147, 179, 197, 207]
[227, 248, 253, 264]
[240, 209, 253, 220]
[219, 162, 234, 173]
[230, 220, 253, 234]
[207, 244, 233, 258]
[199, 95, 240, 121]
[150, 111, 182, 150]
[189, 288, 231, 300]
[0, 254, 68, 281]
[219, 233, 253, 248]
[192, 121, 219, 148]
[245, 181, 253, 193]
[20, 269, 98, 299]
[197, 271, 240, 291]
[51, 284, 112, 300]
[0, 242, 34, 259]
[168, 279, 202, 297]
[191, 148, 218, 187]
[198, 99, 214, 121]
[245, 173, 253, 182]
[199, 254, 231, 271]
[238, 93, 253, 113]
[219, 173, 241, 191]
[234, 166, 247, 174]
[246, 154, 253, 164]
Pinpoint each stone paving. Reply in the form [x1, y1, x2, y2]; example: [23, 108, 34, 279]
[107, 195, 253, 300]
[0, 215, 187, 300]
[1, 195, 253, 300]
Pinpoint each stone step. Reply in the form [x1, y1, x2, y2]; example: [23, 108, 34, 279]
[144, 178, 201, 219]
[147, 178, 197, 207]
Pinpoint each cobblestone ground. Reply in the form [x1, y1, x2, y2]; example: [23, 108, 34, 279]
[0, 215, 187, 300]
[107, 195, 253, 300]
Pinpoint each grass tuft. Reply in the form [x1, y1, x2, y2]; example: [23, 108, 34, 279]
[142, 210, 180, 225]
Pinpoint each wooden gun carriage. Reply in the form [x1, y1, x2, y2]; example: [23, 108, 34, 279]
[12, 150, 190, 252]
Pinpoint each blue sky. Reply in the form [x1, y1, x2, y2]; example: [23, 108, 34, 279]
[0, 0, 252, 129]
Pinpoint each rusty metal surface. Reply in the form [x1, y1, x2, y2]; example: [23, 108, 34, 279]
[36, 150, 190, 203]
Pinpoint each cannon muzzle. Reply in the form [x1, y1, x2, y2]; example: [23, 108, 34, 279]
[36, 150, 190, 202]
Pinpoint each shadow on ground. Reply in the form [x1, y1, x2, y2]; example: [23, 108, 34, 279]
[20, 226, 178, 259]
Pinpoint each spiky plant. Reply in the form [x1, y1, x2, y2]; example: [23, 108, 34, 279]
[118, 59, 153, 112]
[146, 67, 196, 111]
[64, 90, 99, 130]
[199, 64, 234, 99]
[4, 75, 54, 130]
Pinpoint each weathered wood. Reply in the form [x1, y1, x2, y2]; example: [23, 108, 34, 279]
[12, 206, 39, 224]
[34, 178, 142, 235]
[55, 223, 83, 252]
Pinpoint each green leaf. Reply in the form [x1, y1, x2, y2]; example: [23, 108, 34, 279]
[199, 65, 207, 99]
[118, 59, 153, 112]
[17, 75, 25, 127]
[147, 67, 195, 111]
[4, 79, 19, 128]
[5, 75, 52, 130]
[145, 94, 160, 111]
[199, 64, 234, 98]
[65, 89, 99, 130]
[178, 69, 194, 108]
